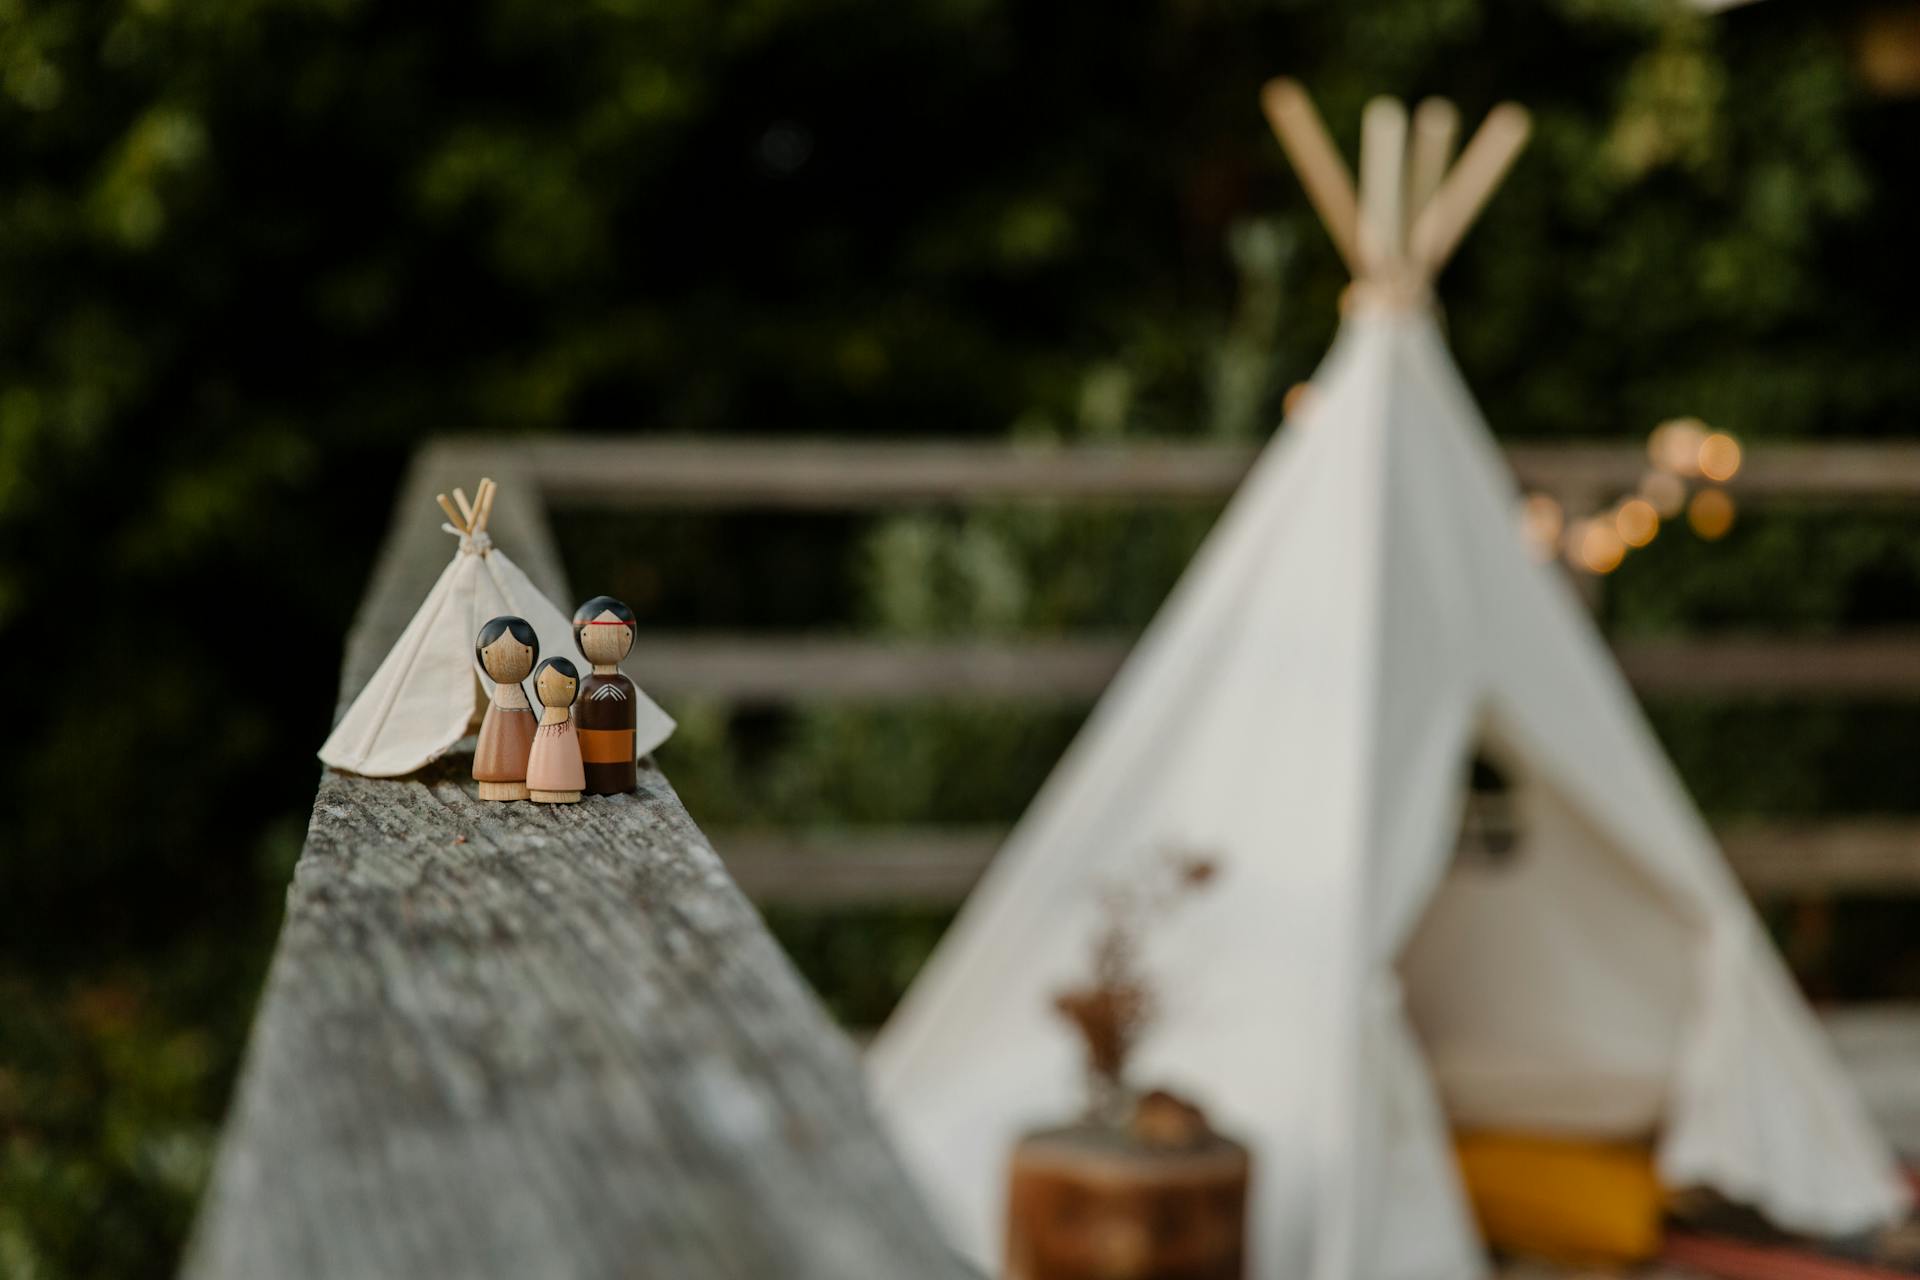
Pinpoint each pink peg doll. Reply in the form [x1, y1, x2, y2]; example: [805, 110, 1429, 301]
[526, 657, 585, 804]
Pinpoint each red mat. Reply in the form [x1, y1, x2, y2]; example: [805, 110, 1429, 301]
[1665, 1234, 1915, 1280]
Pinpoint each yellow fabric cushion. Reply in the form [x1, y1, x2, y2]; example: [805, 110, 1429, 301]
[1453, 1132, 1663, 1265]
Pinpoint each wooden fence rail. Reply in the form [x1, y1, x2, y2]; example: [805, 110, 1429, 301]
[711, 819, 1920, 908]
[183, 447, 974, 1280]
[621, 632, 1920, 703]
[491, 437, 1920, 508]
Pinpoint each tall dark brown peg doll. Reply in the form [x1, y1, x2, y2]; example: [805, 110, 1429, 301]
[473, 615, 538, 801]
[572, 596, 640, 795]
[526, 657, 585, 804]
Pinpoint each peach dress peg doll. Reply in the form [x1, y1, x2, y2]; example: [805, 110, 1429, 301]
[473, 615, 539, 801]
[526, 657, 586, 804]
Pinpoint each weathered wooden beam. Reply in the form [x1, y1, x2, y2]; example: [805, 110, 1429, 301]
[185, 764, 972, 1280]
[715, 820, 1920, 907]
[430, 437, 1920, 509]
[629, 633, 1920, 704]
[185, 452, 973, 1280]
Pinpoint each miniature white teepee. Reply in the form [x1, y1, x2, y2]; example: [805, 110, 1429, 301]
[320, 477, 674, 778]
[869, 83, 1906, 1279]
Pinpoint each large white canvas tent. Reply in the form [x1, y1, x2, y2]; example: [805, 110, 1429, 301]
[321, 477, 674, 777]
[868, 84, 1907, 1278]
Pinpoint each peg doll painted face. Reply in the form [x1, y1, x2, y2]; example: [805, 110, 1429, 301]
[534, 657, 580, 711]
[475, 615, 538, 685]
[572, 595, 637, 669]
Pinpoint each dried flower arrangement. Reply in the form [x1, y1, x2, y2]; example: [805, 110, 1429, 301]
[1051, 849, 1219, 1131]
[1005, 850, 1247, 1280]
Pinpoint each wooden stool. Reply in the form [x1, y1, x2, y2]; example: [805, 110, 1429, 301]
[1005, 1121, 1250, 1280]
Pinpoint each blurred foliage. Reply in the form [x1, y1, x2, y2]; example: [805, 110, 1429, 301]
[1608, 506, 1920, 633]
[764, 905, 957, 1028]
[0, 954, 251, 1280]
[1, 0, 1917, 1272]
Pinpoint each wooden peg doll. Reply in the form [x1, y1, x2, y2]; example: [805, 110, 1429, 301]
[572, 595, 640, 795]
[526, 657, 585, 805]
[473, 615, 539, 801]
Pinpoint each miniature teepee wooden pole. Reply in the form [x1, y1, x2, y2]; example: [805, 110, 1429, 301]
[472, 477, 498, 537]
[1260, 78, 1362, 274]
[435, 478, 500, 539]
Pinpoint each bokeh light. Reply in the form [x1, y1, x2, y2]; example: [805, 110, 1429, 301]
[1615, 497, 1659, 548]
[1639, 470, 1687, 519]
[1283, 382, 1315, 420]
[1688, 487, 1736, 540]
[1520, 493, 1564, 561]
[1698, 432, 1742, 482]
[1573, 518, 1627, 574]
[1650, 417, 1708, 475]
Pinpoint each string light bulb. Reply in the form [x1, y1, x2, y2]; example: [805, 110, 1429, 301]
[1615, 497, 1659, 548]
[1650, 417, 1708, 476]
[1573, 518, 1627, 574]
[1519, 493, 1565, 562]
[1549, 415, 1744, 573]
[1688, 487, 1736, 540]
[1698, 432, 1742, 482]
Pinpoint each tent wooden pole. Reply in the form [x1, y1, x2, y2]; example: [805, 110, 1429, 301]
[1410, 103, 1531, 274]
[1260, 78, 1362, 274]
[452, 486, 477, 528]
[1405, 97, 1459, 241]
[435, 492, 467, 532]
[1358, 96, 1409, 272]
